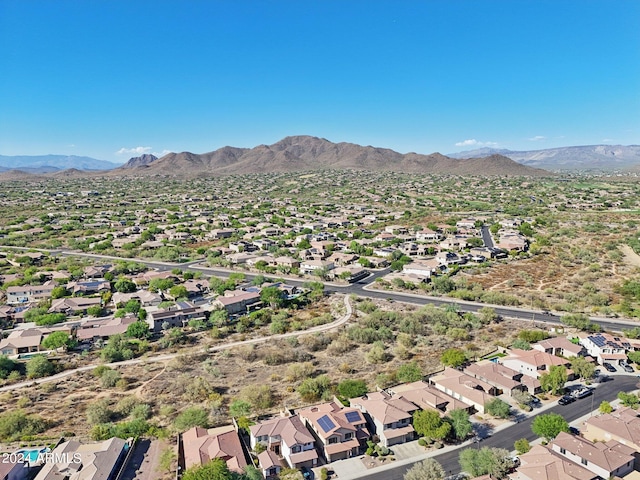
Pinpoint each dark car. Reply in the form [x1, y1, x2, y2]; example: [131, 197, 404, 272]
[558, 395, 575, 405]
[569, 426, 580, 435]
[603, 362, 617, 372]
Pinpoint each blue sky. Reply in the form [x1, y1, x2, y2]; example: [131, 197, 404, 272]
[1, 0, 638, 163]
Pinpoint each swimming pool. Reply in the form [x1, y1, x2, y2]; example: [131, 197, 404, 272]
[16, 447, 49, 464]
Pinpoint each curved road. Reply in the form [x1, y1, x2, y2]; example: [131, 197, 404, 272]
[355, 375, 640, 480]
[44, 248, 638, 332]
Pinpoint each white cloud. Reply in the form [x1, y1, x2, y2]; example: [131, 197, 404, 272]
[116, 146, 153, 156]
[454, 139, 499, 148]
[528, 135, 546, 141]
[153, 149, 173, 157]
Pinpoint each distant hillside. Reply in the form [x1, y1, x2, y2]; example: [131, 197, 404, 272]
[449, 145, 640, 171]
[0, 154, 120, 171]
[120, 154, 159, 169]
[113, 136, 547, 177]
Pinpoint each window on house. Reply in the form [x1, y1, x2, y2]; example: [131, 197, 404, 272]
[560, 448, 566, 454]
[344, 433, 352, 440]
[328, 437, 338, 444]
[291, 446, 301, 453]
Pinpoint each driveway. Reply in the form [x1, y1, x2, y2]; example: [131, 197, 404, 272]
[120, 438, 166, 480]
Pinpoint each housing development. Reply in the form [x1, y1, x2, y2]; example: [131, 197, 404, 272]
[1, 168, 640, 480]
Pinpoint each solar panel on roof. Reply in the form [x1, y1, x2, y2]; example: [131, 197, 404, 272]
[317, 415, 336, 433]
[345, 411, 361, 423]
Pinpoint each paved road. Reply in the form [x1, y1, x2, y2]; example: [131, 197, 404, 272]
[45, 247, 638, 333]
[360, 375, 640, 480]
[481, 225, 494, 248]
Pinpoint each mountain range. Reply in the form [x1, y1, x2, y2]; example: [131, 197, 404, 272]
[3, 139, 640, 178]
[0, 154, 121, 173]
[448, 145, 640, 170]
[113, 135, 545, 177]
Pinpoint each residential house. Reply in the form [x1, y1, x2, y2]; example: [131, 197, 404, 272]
[146, 303, 206, 332]
[550, 431, 635, 479]
[257, 450, 281, 480]
[0, 329, 45, 356]
[249, 414, 318, 471]
[464, 361, 528, 397]
[0, 454, 27, 480]
[48, 296, 102, 315]
[76, 315, 139, 342]
[583, 407, 640, 451]
[579, 332, 632, 365]
[402, 258, 441, 278]
[300, 260, 334, 275]
[211, 291, 262, 315]
[388, 381, 472, 415]
[501, 349, 572, 379]
[512, 444, 598, 480]
[181, 425, 248, 475]
[66, 280, 110, 295]
[496, 230, 528, 252]
[34, 437, 131, 480]
[435, 251, 463, 266]
[112, 290, 163, 307]
[372, 247, 397, 258]
[429, 368, 498, 414]
[532, 337, 585, 358]
[415, 229, 442, 242]
[351, 391, 417, 447]
[298, 402, 369, 462]
[439, 236, 467, 251]
[6, 284, 56, 304]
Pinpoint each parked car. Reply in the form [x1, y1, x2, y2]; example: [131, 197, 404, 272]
[558, 395, 575, 405]
[603, 362, 617, 372]
[569, 426, 580, 435]
[572, 387, 593, 399]
[301, 467, 313, 479]
[620, 361, 635, 373]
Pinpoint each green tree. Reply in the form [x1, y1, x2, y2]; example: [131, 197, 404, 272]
[0, 410, 47, 442]
[181, 458, 233, 480]
[0, 355, 18, 379]
[169, 285, 188, 299]
[570, 356, 596, 380]
[531, 412, 569, 441]
[229, 400, 252, 418]
[599, 400, 613, 414]
[126, 321, 150, 339]
[485, 398, 511, 419]
[260, 286, 285, 308]
[447, 409, 473, 441]
[51, 286, 70, 299]
[337, 379, 368, 399]
[413, 409, 451, 442]
[403, 458, 445, 480]
[459, 447, 513, 478]
[26, 355, 55, 379]
[617, 392, 640, 409]
[174, 407, 209, 431]
[440, 348, 466, 367]
[514, 438, 531, 454]
[114, 278, 137, 293]
[540, 365, 568, 396]
[87, 305, 104, 317]
[627, 351, 640, 364]
[396, 362, 423, 383]
[297, 375, 331, 402]
[41, 331, 71, 350]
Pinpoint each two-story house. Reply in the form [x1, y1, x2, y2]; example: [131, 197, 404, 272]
[550, 432, 635, 479]
[387, 381, 473, 415]
[298, 402, 369, 462]
[249, 414, 318, 474]
[351, 391, 417, 447]
[579, 332, 633, 365]
[429, 368, 498, 414]
[501, 349, 573, 380]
